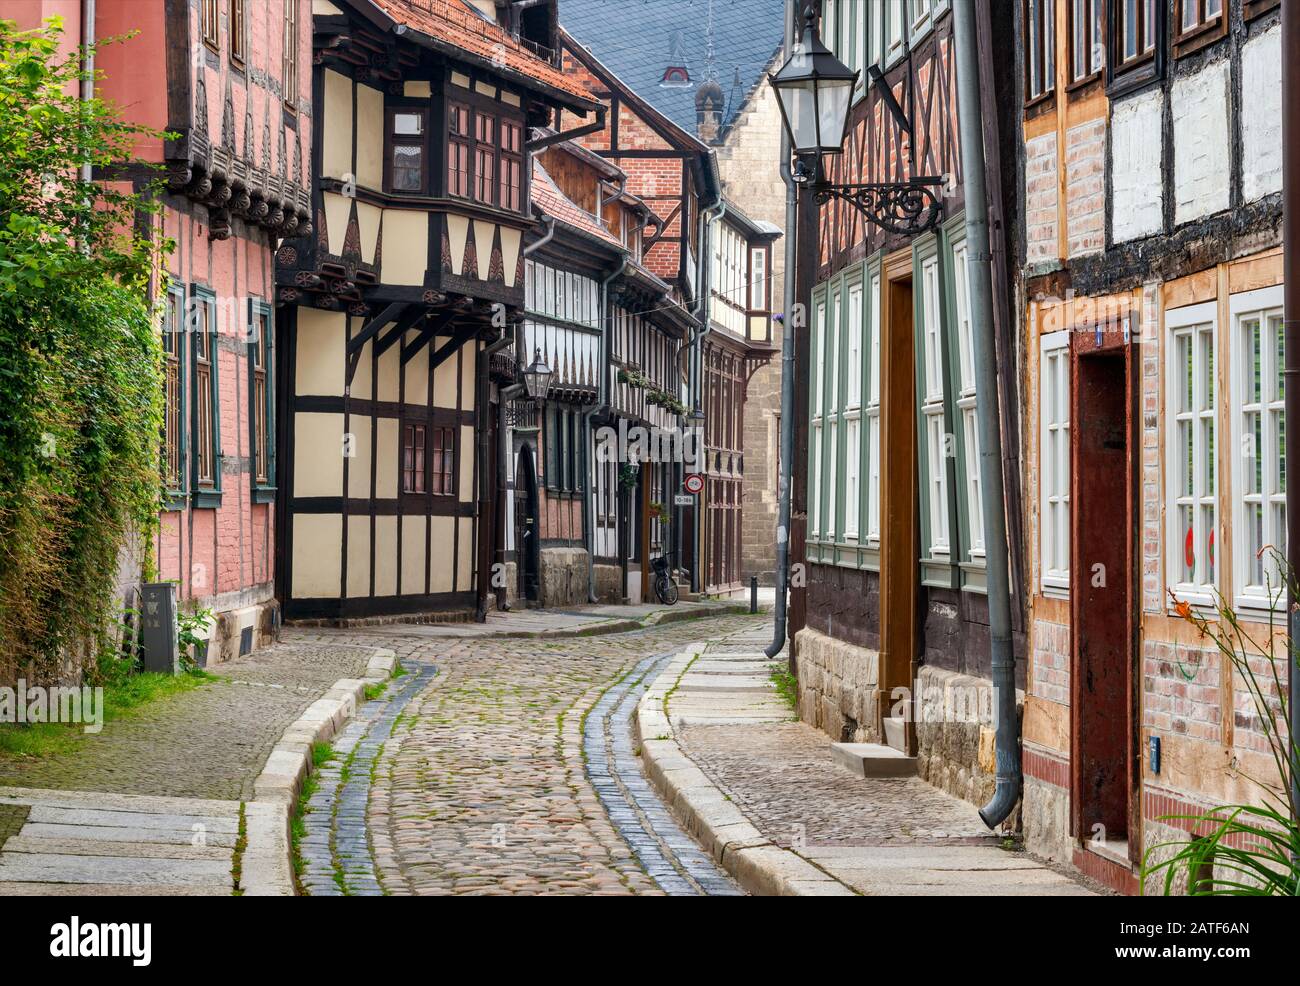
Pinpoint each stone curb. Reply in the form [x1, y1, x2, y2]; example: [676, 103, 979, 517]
[633, 649, 857, 897]
[239, 647, 397, 896]
[493, 603, 750, 640]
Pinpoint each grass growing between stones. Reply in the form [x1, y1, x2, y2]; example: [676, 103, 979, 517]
[290, 741, 337, 891]
[768, 663, 799, 713]
[231, 802, 248, 895]
[0, 668, 215, 761]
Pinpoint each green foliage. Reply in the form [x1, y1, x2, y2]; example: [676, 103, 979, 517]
[0, 19, 171, 683]
[177, 607, 214, 667]
[768, 662, 798, 713]
[1146, 556, 1299, 895]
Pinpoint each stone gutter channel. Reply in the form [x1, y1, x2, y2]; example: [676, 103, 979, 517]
[582, 651, 744, 896]
[297, 662, 438, 896]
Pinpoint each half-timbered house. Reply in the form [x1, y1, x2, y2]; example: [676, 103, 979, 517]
[790, 1, 1025, 805]
[274, 0, 599, 621]
[1014, 0, 1285, 894]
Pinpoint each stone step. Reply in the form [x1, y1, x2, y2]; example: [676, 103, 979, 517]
[830, 742, 918, 778]
[882, 715, 908, 752]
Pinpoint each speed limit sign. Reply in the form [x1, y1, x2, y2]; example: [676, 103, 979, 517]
[684, 474, 704, 495]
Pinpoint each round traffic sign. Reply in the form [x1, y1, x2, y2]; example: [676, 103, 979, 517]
[684, 473, 704, 495]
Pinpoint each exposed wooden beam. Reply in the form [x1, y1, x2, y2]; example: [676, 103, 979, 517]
[401, 312, 457, 366]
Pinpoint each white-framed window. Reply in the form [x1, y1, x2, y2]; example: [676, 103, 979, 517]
[1231, 286, 1286, 611]
[951, 239, 984, 558]
[825, 288, 842, 541]
[867, 0, 885, 69]
[886, 0, 906, 62]
[920, 255, 949, 557]
[809, 298, 827, 539]
[750, 248, 766, 310]
[1166, 302, 1218, 606]
[844, 281, 863, 540]
[866, 272, 883, 543]
[910, 0, 935, 39]
[1040, 330, 1071, 595]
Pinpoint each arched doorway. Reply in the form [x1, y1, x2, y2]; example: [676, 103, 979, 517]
[515, 445, 540, 603]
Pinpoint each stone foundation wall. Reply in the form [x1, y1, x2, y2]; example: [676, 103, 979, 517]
[914, 665, 1017, 810]
[539, 547, 589, 608]
[593, 563, 621, 604]
[1022, 774, 1072, 864]
[793, 626, 881, 743]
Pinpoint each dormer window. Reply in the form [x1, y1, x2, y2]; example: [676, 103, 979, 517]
[388, 109, 428, 193]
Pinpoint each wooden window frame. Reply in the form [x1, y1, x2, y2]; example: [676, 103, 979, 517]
[473, 112, 496, 206]
[499, 119, 523, 212]
[201, 0, 220, 53]
[230, 0, 247, 68]
[448, 101, 471, 198]
[1173, 0, 1228, 58]
[283, 0, 299, 110]
[163, 283, 187, 508]
[190, 286, 222, 509]
[1066, 0, 1104, 91]
[1244, 0, 1281, 21]
[248, 299, 275, 502]
[1040, 330, 1071, 596]
[1023, 0, 1056, 109]
[430, 426, 455, 496]
[385, 105, 429, 195]
[402, 422, 427, 494]
[444, 90, 525, 213]
[1106, 0, 1164, 98]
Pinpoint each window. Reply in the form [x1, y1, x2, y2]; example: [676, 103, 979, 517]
[1177, 0, 1223, 38]
[499, 120, 523, 211]
[825, 290, 842, 541]
[283, 0, 298, 109]
[388, 109, 427, 193]
[809, 298, 826, 539]
[162, 286, 185, 497]
[1025, 0, 1056, 103]
[248, 301, 273, 494]
[1040, 331, 1071, 594]
[1166, 303, 1217, 604]
[230, 0, 247, 66]
[545, 407, 583, 493]
[866, 272, 882, 543]
[403, 424, 426, 494]
[750, 249, 767, 312]
[1115, 0, 1158, 67]
[1231, 287, 1286, 610]
[474, 113, 496, 205]
[886, 0, 906, 61]
[951, 240, 983, 559]
[844, 282, 863, 540]
[448, 102, 470, 197]
[1069, 0, 1104, 84]
[431, 426, 455, 495]
[910, 0, 935, 37]
[920, 256, 948, 557]
[201, 0, 220, 52]
[191, 289, 220, 504]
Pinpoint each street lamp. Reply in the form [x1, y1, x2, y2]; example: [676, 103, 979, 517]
[767, 4, 943, 236]
[521, 347, 553, 401]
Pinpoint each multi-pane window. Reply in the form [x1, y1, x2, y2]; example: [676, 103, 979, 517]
[546, 406, 584, 493]
[886, 0, 906, 60]
[389, 110, 427, 193]
[283, 0, 298, 108]
[844, 283, 863, 540]
[1040, 331, 1071, 594]
[1070, 0, 1103, 83]
[809, 299, 826, 539]
[499, 120, 523, 211]
[1116, 0, 1158, 67]
[952, 241, 983, 558]
[1166, 305, 1217, 602]
[825, 290, 841, 541]
[402, 424, 426, 494]
[920, 256, 949, 557]
[163, 287, 185, 493]
[448, 102, 470, 197]
[1177, 0, 1223, 37]
[201, 0, 220, 52]
[250, 305, 271, 487]
[1232, 288, 1286, 608]
[192, 295, 217, 491]
[525, 261, 599, 329]
[1026, 0, 1056, 102]
[230, 0, 247, 66]
[474, 113, 496, 204]
[750, 248, 767, 311]
[431, 427, 455, 495]
[866, 273, 882, 543]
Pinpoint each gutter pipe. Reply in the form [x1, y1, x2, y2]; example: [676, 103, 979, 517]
[952, 0, 1021, 828]
[1283, 0, 1300, 826]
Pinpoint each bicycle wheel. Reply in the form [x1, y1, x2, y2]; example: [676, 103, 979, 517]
[656, 575, 679, 606]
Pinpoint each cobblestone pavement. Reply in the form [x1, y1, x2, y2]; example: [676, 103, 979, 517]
[0, 643, 372, 802]
[303, 612, 763, 895]
[298, 663, 438, 896]
[583, 651, 743, 895]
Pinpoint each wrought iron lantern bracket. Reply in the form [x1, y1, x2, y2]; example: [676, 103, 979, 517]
[806, 166, 945, 237]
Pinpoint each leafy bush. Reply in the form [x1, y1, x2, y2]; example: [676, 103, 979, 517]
[0, 19, 170, 684]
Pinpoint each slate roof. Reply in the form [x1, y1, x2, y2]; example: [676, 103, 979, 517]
[366, 0, 596, 104]
[559, 0, 785, 139]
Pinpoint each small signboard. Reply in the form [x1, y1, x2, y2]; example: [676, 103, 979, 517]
[673, 494, 694, 507]
[683, 473, 705, 495]
[139, 582, 179, 675]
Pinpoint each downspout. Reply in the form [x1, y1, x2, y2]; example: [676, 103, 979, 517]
[1283, 0, 1300, 826]
[523, 215, 556, 257]
[477, 328, 514, 621]
[953, 0, 1020, 828]
[765, 2, 797, 659]
[81, 0, 95, 186]
[583, 254, 629, 603]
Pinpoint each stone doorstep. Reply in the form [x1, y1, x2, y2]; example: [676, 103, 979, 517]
[830, 742, 919, 779]
[240, 645, 396, 896]
[633, 649, 857, 898]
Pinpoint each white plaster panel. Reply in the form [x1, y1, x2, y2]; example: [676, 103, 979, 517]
[295, 308, 346, 396]
[1242, 25, 1282, 202]
[1172, 60, 1230, 225]
[293, 412, 345, 498]
[292, 514, 342, 598]
[1111, 89, 1164, 243]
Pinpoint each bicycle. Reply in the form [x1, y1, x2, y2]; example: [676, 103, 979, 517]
[650, 550, 680, 606]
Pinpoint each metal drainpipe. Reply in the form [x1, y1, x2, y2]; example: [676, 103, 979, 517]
[952, 0, 1020, 828]
[1283, 0, 1300, 826]
[764, 0, 798, 659]
[523, 215, 556, 256]
[81, 0, 95, 186]
[583, 253, 629, 604]
[477, 329, 514, 621]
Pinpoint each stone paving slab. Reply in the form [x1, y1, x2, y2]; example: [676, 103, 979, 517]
[0, 851, 232, 886]
[0, 882, 231, 896]
[1, 836, 232, 861]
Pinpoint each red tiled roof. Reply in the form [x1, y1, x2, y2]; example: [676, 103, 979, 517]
[368, 0, 596, 105]
[531, 160, 623, 250]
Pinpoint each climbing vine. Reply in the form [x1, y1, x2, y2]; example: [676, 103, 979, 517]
[0, 20, 170, 683]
